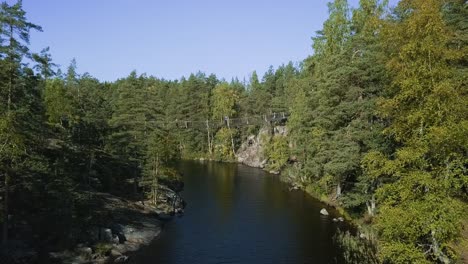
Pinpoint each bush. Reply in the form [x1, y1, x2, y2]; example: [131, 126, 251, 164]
[264, 135, 289, 172]
[213, 127, 236, 161]
[334, 230, 379, 264]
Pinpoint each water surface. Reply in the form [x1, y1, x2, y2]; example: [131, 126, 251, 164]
[131, 161, 347, 264]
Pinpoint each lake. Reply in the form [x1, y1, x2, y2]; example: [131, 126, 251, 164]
[130, 161, 348, 264]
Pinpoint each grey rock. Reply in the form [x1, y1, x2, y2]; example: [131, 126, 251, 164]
[111, 224, 127, 243]
[103, 228, 113, 242]
[112, 234, 120, 244]
[237, 127, 271, 168]
[337, 217, 344, 222]
[123, 226, 135, 234]
[274, 126, 288, 136]
[76, 247, 92, 256]
[110, 249, 122, 258]
[320, 208, 329, 216]
[114, 255, 129, 263]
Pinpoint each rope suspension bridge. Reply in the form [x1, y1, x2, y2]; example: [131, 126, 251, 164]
[145, 112, 290, 131]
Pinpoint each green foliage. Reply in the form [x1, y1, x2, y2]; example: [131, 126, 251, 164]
[362, 0, 468, 262]
[211, 83, 239, 121]
[335, 230, 379, 264]
[0, 113, 24, 163]
[94, 242, 113, 257]
[213, 127, 236, 161]
[312, 0, 351, 59]
[141, 128, 178, 203]
[43, 78, 73, 125]
[0, 0, 466, 262]
[286, 0, 466, 262]
[264, 136, 289, 172]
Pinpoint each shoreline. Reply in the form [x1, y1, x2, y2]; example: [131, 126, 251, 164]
[196, 158, 353, 220]
[49, 192, 181, 264]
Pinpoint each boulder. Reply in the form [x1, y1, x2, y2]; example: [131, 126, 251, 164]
[111, 224, 127, 243]
[114, 255, 129, 263]
[112, 234, 120, 244]
[320, 208, 329, 216]
[123, 226, 135, 235]
[77, 247, 92, 255]
[103, 228, 113, 242]
[76, 246, 92, 258]
[337, 217, 344, 222]
[110, 249, 122, 258]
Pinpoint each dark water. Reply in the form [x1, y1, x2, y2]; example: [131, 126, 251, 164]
[131, 161, 348, 264]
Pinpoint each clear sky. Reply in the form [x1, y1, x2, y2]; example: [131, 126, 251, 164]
[19, 0, 399, 82]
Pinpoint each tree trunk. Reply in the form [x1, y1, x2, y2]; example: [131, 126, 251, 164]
[3, 171, 9, 244]
[152, 157, 159, 205]
[3, 25, 14, 246]
[366, 201, 372, 216]
[366, 194, 376, 216]
[133, 169, 138, 196]
[431, 230, 450, 264]
[336, 182, 342, 198]
[226, 117, 236, 157]
[206, 120, 212, 155]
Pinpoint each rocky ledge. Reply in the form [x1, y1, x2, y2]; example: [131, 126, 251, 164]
[49, 190, 184, 264]
[237, 125, 288, 173]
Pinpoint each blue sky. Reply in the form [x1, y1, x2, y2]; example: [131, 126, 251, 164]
[20, 0, 399, 82]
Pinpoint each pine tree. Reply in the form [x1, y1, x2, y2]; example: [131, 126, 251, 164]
[108, 71, 154, 194]
[0, 0, 42, 244]
[32, 47, 57, 80]
[142, 128, 177, 204]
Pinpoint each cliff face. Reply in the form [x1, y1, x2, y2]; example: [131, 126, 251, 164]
[236, 126, 269, 168]
[236, 126, 288, 169]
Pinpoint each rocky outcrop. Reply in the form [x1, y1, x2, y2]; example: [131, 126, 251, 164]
[237, 125, 288, 169]
[49, 189, 184, 264]
[273, 125, 288, 136]
[237, 126, 270, 168]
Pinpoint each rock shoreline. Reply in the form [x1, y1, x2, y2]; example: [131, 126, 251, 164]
[236, 125, 287, 174]
[49, 192, 184, 264]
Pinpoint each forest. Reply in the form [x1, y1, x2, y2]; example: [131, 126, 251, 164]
[0, 0, 466, 263]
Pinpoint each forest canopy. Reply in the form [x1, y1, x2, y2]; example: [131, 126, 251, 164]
[0, 0, 466, 263]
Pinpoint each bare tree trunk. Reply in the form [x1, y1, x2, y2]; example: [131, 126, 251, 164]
[366, 194, 376, 216]
[206, 120, 212, 155]
[3, 171, 9, 245]
[336, 182, 342, 198]
[431, 230, 450, 264]
[366, 201, 372, 216]
[226, 117, 236, 157]
[152, 157, 159, 205]
[133, 169, 138, 196]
